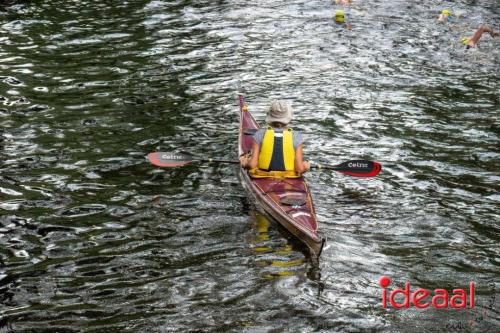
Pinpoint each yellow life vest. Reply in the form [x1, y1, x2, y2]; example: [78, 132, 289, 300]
[258, 127, 296, 172]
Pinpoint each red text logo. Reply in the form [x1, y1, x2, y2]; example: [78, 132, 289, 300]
[379, 276, 475, 309]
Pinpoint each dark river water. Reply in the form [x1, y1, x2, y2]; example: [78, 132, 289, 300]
[1, 1, 499, 332]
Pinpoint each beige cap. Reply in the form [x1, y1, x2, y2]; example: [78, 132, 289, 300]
[266, 100, 293, 125]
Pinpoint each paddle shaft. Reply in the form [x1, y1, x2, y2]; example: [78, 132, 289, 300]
[194, 158, 239, 164]
[310, 163, 344, 171]
[167, 158, 337, 169]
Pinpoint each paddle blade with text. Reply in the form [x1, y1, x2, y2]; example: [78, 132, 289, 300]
[147, 152, 193, 167]
[332, 160, 381, 177]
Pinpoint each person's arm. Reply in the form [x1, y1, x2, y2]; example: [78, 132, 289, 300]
[294, 144, 310, 174]
[240, 142, 259, 169]
[469, 25, 498, 47]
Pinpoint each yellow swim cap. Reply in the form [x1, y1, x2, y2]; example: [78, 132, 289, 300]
[441, 9, 451, 16]
[335, 10, 345, 23]
[461, 37, 469, 45]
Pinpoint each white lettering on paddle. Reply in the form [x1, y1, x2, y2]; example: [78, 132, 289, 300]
[162, 154, 183, 160]
[348, 162, 368, 168]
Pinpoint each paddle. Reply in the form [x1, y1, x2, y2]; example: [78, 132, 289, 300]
[147, 152, 381, 177]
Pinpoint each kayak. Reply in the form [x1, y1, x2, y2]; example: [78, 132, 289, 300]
[238, 95, 325, 259]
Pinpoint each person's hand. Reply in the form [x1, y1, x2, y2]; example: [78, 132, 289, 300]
[303, 161, 311, 172]
[239, 155, 248, 167]
[239, 151, 252, 168]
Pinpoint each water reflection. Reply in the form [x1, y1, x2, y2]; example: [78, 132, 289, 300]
[249, 212, 317, 280]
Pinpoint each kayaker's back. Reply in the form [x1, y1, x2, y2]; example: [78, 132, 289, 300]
[240, 99, 310, 176]
[252, 126, 303, 171]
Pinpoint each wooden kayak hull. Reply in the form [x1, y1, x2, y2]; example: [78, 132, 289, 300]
[237, 95, 325, 259]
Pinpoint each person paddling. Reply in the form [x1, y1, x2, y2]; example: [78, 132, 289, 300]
[239, 100, 310, 177]
[461, 24, 499, 49]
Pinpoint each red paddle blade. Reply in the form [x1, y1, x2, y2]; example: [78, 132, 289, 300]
[336, 160, 381, 177]
[147, 152, 193, 167]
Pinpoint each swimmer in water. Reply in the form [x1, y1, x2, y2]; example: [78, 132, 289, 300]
[438, 9, 452, 23]
[461, 24, 499, 49]
[334, 10, 352, 29]
[335, 0, 352, 5]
